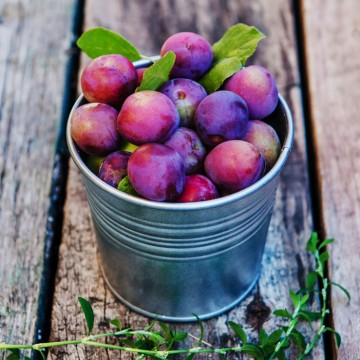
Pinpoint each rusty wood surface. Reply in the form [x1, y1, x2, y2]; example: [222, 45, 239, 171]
[48, 0, 323, 359]
[301, 0, 360, 358]
[0, 0, 77, 357]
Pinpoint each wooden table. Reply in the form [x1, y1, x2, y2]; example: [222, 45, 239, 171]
[1, 0, 359, 359]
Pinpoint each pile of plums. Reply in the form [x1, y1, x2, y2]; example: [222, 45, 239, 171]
[71, 32, 281, 202]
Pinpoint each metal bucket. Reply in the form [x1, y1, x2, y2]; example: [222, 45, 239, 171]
[67, 61, 294, 322]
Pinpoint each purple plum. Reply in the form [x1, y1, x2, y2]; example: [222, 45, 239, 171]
[164, 127, 206, 174]
[223, 65, 278, 119]
[117, 90, 180, 145]
[242, 120, 281, 171]
[194, 90, 249, 147]
[127, 143, 185, 202]
[71, 103, 121, 156]
[160, 32, 213, 80]
[177, 174, 219, 203]
[81, 54, 138, 108]
[98, 150, 131, 188]
[159, 78, 207, 127]
[204, 140, 265, 193]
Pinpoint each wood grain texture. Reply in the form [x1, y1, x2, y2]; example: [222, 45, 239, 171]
[301, 0, 360, 358]
[49, 0, 322, 358]
[0, 0, 76, 356]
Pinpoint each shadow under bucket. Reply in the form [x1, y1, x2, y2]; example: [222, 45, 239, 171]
[67, 61, 294, 322]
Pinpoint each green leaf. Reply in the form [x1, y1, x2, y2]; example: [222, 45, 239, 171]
[289, 289, 300, 308]
[110, 318, 122, 331]
[198, 57, 242, 93]
[212, 23, 265, 65]
[319, 238, 334, 250]
[193, 314, 205, 347]
[268, 329, 283, 345]
[299, 293, 310, 307]
[77, 27, 142, 61]
[306, 271, 318, 290]
[306, 232, 318, 253]
[229, 321, 247, 344]
[298, 310, 322, 322]
[273, 309, 291, 318]
[275, 348, 287, 360]
[173, 330, 188, 342]
[325, 327, 342, 347]
[6, 353, 20, 360]
[241, 343, 265, 359]
[319, 251, 330, 265]
[136, 52, 176, 92]
[118, 176, 138, 196]
[158, 321, 172, 338]
[258, 329, 268, 346]
[184, 354, 195, 360]
[330, 281, 351, 300]
[78, 297, 94, 335]
[288, 328, 306, 351]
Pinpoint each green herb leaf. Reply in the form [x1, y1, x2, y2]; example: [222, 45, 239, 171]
[184, 354, 195, 360]
[268, 329, 283, 345]
[275, 348, 287, 360]
[306, 271, 318, 290]
[6, 352, 20, 360]
[289, 289, 300, 308]
[331, 281, 351, 300]
[319, 238, 334, 250]
[319, 251, 330, 265]
[306, 232, 318, 253]
[110, 318, 122, 331]
[78, 297, 94, 335]
[241, 343, 265, 359]
[259, 329, 268, 346]
[325, 327, 342, 348]
[136, 52, 176, 92]
[118, 176, 138, 196]
[273, 309, 291, 318]
[288, 329, 306, 351]
[212, 23, 265, 65]
[198, 57, 242, 93]
[229, 321, 247, 344]
[193, 314, 205, 347]
[298, 310, 322, 322]
[77, 27, 142, 61]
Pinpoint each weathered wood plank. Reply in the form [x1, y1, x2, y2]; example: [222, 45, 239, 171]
[49, 0, 322, 358]
[0, 0, 77, 356]
[301, 0, 360, 357]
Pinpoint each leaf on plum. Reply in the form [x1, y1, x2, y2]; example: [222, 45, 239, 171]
[199, 57, 242, 93]
[136, 51, 176, 92]
[212, 23, 265, 65]
[118, 176, 138, 196]
[77, 27, 142, 61]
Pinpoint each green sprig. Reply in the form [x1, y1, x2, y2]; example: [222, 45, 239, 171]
[0, 233, 349, 359]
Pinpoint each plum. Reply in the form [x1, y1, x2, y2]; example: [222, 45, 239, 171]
[160, 32, 213, 80]
[223, 65, 278, 119]
[117, 90, 180, 145]
[194, 90, 249, 147]
[128, 143, 185, 202]
[242, 120, 281, 171]
[98, 150, 131, 188]
[204, 140, 265, 193]
[177, 174, 219, 203]
[71, 103, 121, 156]
[81, 54, 138, 108]
[164, 127, 206, 174]
[159, 78, 207, 127]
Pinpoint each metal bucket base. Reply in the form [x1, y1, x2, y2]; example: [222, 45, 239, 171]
[101, 264, 260, 322]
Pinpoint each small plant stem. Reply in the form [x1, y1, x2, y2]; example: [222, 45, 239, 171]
[298, 247, 329, 359]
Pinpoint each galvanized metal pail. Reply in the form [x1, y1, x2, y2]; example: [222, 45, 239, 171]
[67, 61, 294, 322]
